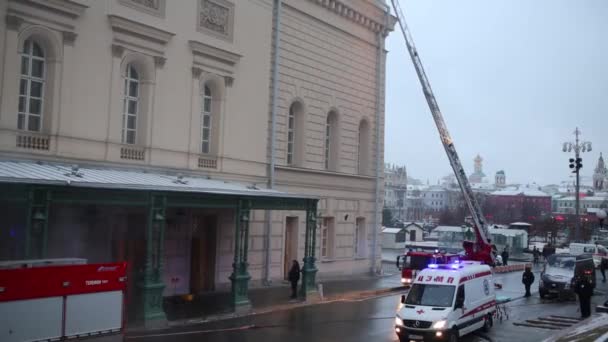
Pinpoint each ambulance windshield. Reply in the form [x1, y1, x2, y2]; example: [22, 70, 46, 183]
[405, 284, 456, 307]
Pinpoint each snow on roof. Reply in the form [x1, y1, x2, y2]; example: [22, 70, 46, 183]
[489, 227, 527, 237]
[382, 227, 403, 234]
[491, 188, 549, 197]
[0, 160, 314, 199]
[433, 226, 468, 233]
[433, 225, 527, 237]
[557, 196, 608, 202]
[509, 222, 532, 226]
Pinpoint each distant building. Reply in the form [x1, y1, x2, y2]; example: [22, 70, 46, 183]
[495, 170, 506, 188]
[384, 164, 408, 220]
[469, 154, 486, 184]
[594, 153, 607, 191]
[485, 186, 551, 224]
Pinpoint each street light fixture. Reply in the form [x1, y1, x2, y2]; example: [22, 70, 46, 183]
[563, 127, 592, 242]
[597, 209, 607, 229]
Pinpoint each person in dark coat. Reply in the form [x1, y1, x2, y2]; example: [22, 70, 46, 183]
[600, 257, 607, 283]
[532, 246, 540, 265]
[522, 265, 535, 297]
[574, 275, 593, 318]
[288, 260, 301, 299]
[501, 248, 509, 266]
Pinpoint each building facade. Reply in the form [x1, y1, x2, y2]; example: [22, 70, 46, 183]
[485, 187, 551, 224]
[0, 0, 394, 324]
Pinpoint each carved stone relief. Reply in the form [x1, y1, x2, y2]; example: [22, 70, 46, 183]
[197, 0, 234, 41]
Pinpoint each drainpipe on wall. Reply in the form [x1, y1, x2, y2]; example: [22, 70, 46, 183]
[264, 0, 282, 286]
[371, 4, 389, 275]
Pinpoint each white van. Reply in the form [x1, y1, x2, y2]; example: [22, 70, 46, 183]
[395, 261, 496, 342]
[569, 243, 608, 268]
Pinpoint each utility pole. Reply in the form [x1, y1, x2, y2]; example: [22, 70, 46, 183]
[563, 128, 592, 242]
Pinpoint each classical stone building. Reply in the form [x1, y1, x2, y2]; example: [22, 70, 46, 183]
[0, 0, 394, 324]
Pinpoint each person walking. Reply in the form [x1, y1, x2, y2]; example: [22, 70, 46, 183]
[501, 248, 509, 266]
[600, 257, 607, 283]
[532, 246, 540, 265]
[574, 275, 593, 319]
[288, 260, 301, 299]
[522, 265, 535, 297]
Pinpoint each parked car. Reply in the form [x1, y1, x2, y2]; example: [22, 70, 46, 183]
[569, 243, 608, 268]
[539, 253, 595, 299]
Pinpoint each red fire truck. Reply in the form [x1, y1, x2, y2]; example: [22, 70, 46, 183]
[396, 251, 460, 286]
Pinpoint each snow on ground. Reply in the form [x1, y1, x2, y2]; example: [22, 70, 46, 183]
[543, 313, 608, 342]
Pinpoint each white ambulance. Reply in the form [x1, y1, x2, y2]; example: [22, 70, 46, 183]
[394, 261, 496, 342]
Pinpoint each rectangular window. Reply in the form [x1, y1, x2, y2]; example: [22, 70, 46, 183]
[325, 120, 331, 169]
[201, 88, 212, 154]
[354, 218, 366, 257]
[321, 217, 334, 259]
[287, 108, 295, 165]
[18, 40, 45, 133]
[122, 66, 139, 145]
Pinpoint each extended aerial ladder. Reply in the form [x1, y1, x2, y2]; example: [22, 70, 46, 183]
[390, 0, 496, 266]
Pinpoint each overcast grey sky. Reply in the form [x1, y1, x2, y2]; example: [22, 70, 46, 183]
[384, 0, 608, 186]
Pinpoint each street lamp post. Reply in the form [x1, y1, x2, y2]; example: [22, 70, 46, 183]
[563, 127, 592, 242]
[597, 209, 607, 230]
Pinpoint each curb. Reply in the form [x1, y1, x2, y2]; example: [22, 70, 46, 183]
[126, 286, 406, 334]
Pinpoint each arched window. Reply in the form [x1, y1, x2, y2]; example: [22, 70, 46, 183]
[122, 64, 139, 144]
[18, 39, 45, 132]
[201, 85, 212, 154]
[357, 119, 370, 175]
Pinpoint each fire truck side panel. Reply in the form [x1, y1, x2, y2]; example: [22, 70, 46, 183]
[0, 296, 63, 342]
[65, 290, 124, 337]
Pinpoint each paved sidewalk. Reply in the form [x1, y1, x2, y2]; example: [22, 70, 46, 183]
[137, 272, 405, 330]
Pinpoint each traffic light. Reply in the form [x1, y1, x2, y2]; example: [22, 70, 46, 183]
[569, 157, 582, 173]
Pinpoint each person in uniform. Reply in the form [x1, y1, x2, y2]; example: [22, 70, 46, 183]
[574, 275, 593, 318]
[288, 260, 301, 299]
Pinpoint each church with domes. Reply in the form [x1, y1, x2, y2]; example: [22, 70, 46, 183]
[593, 153, 608, 191]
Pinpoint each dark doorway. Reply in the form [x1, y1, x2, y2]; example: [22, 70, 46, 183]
[190, 215, 217, 293]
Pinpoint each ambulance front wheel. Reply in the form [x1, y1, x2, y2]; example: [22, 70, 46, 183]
[448, 329, 459, 342]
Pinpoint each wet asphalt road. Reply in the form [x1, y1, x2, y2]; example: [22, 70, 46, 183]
[126, 267, 607, 342]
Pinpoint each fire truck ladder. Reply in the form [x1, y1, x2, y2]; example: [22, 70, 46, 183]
[389, 0, 492, 250]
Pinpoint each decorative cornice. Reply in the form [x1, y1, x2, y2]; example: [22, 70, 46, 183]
[308, 0, 395, 34]
[153, 55, 166, 68]
[62, 30, 77, 45]
[188, 40, 241, 66]
[17, 0, 88, 19]
[5, 14, 24, 31]
[192, 67, 203, 78]
[111, 44, 125, 58]
[108, 15, 175, 45]
[224, 76, 234, 87]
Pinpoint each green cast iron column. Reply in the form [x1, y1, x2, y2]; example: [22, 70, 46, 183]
[301, 199, 319, 298]
[230, 199, 252, 311]
[25, 188, 50, 259]
[138, 193, 167, 325]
